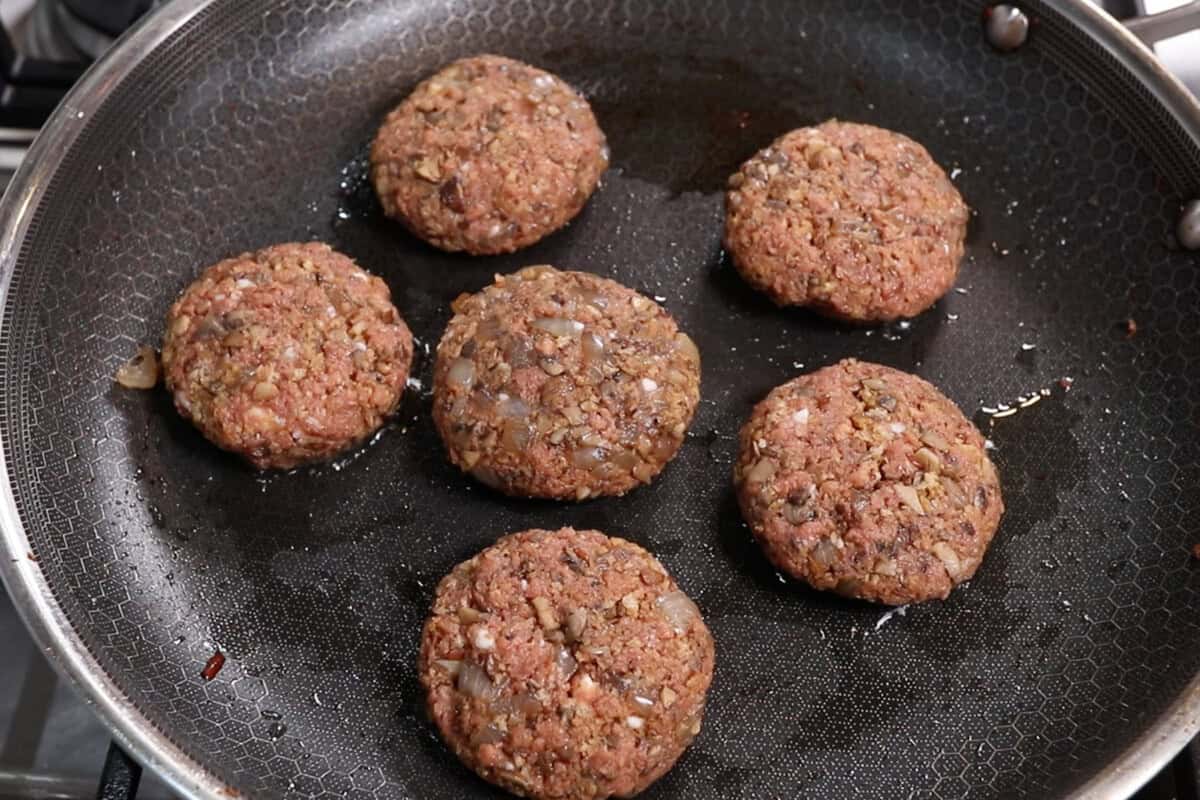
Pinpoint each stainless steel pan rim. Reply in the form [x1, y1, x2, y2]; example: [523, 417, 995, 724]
[0, 1, 1196, 798]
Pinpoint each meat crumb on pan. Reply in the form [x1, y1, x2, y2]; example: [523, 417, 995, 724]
[115, 345, 159, 389]
[419, 528, 715, 800]
[200, 651, 225, 681]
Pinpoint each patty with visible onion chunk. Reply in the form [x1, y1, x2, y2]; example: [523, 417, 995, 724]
[432, 265, 700, 500]
[371, 54, 609, 255]
[161, 242, 413, 470]
[734, 359, 1003, 604]
[724, 120, 968, 322]
[419, 527, 715, 800]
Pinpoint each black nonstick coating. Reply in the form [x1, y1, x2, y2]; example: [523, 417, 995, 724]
[2, 0, 1199, 798]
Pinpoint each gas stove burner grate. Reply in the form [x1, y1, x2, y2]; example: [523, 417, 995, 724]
[21, 0, 157, 62]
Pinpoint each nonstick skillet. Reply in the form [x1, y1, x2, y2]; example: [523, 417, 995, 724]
[1, 1, 1199, 798]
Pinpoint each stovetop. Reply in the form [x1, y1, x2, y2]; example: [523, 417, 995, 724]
[0, 1, 1196, 798]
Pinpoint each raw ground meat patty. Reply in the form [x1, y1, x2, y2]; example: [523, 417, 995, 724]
[370, 54, 609, 255]
[724, 120, 969, 322]
[419, 527, 715, 800]
[432, 265, 701, 500]
[734, 359, 1003, 604]
[161, 242, 413, 470]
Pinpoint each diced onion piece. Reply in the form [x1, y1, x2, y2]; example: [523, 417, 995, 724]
[895, 484, 925, 515]
[655, 590, 700, 634]
[501, 420, 532, 452]
[812, 539, 838, 566]
[514, 692, 542, 716]
[913, 447, 942, 473]
[514, 265, 555, 282]
[612, 449, 639, 471]
[447, 358, 475, 389]
[532, 317, 584, 337]
[941, 477, 967, 507]
[674, 333, 700, 364]
[565, 607, 588, 642]
[555, 645, 577, 678]
[457, 662, 500, 701]
[470, 723, 506, 746]
[872, 557, 898, 577]
[931, 542, 963, 580]
[496, 396, 529, 419]
[435, 659, 462, 676]
[571, 447, 606, 469]
[581, 331, 605, 361]
[974, 487, 989, 509]
[919, 428, 951, 451]
[531, 596, 559, 630]
[496, 691, 542, 717]
[745, 458, 776, 484]
[115, 346, 159, 389]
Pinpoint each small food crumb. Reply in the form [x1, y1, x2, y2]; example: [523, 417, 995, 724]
[1058, 376, 1074, 391]
[573, 672, 599, 700]
[470, 625, 496, 651]
[200, 651, 225, 681]
[620, 592, 640, 615]
[1191, 543, 1200, 561]
[1125, 318, 1138, 339]
[531, 596, 559, 631]
[565, 607, 587, 642]
[115, 345, 159, 389]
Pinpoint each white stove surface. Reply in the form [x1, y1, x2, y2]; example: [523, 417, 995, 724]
[1139, 0, 1200, 94]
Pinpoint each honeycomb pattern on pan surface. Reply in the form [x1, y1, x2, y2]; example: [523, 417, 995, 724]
[1, 0, 1198, 797]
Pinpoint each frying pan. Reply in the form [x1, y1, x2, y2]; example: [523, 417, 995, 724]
[1, 1, 1199, 798]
